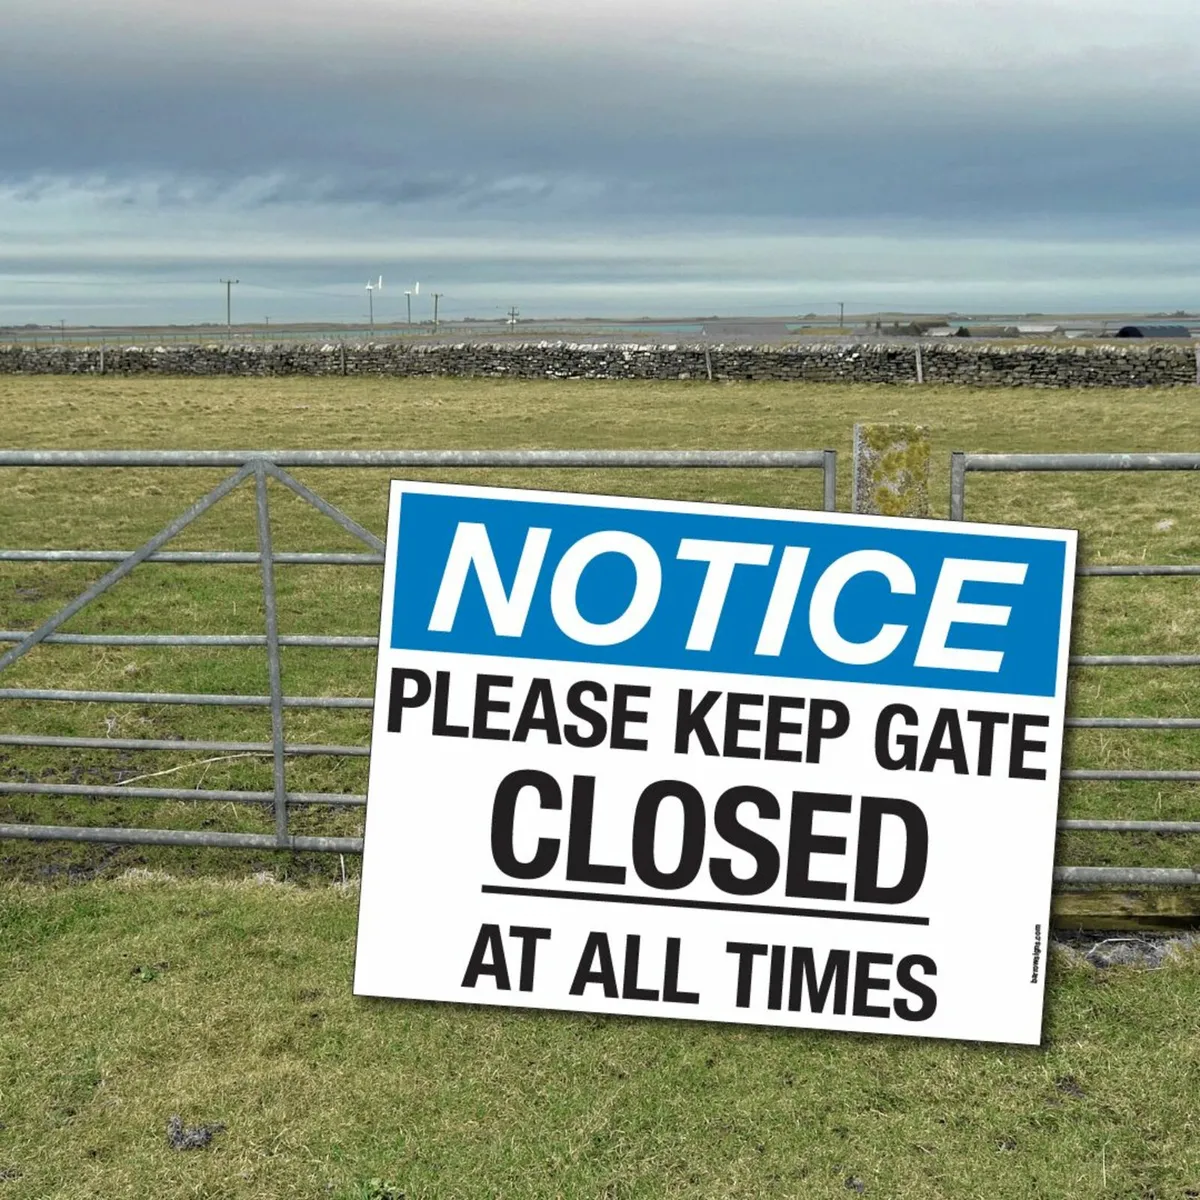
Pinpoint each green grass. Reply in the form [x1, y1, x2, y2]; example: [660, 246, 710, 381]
[1, 871, 1199, 1199]
[1, 374, 1197, 880]
[1, 376, 1199, 1196]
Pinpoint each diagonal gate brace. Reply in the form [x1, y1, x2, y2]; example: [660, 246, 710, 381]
[263, 463, 385, 553]
[0, 462, 258, 675]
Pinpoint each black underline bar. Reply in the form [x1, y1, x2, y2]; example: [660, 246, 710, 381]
[480, 884, 930, 926]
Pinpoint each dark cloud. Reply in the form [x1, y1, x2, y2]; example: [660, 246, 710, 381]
[1, 10, 1197, 232]
[3, 2, 1197, 322]
[0, 59, 1195, 233]
[249, 175, 476, 208]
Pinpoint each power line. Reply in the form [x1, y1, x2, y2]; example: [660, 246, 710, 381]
[219, 279, 239, 331]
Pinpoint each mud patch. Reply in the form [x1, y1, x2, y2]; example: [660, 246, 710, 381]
[166, 1115, 226, 1150]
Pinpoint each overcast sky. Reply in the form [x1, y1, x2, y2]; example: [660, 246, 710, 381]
[3, 0, 1198, 324]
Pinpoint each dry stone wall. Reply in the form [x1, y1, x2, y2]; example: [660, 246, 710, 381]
[1, 340, 1197, 388]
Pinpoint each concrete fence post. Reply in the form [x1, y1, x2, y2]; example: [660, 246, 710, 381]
[950, 451, 967, 520]
[852, 423, 932, 517]
[98, 343, 105, 376]
[915, 343, 924, 384]
[1194, 344, 1199, 385]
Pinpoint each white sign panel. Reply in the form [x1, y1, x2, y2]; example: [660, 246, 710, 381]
[354, 481, 1076, 1045]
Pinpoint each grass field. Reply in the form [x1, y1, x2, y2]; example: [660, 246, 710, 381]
[2, 871, 1200, 1200]
[1, 375, 1197, 879]
[1, 375, 1198, 1197]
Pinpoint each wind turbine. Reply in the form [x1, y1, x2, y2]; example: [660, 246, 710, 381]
[365, 275, 382, 331]
[403, 281, 419, 327]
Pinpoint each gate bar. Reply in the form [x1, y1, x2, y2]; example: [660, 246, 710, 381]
[4, 823, 1200, 877]
[0, 822, 364, 853]
[0, 551, 382, 565]
[0, 781, 363, 805]
[1056, 867, 1200, 886]
[0, 632, 377, 648]
[9, 553, 1198, 574]
[254, 462, 289, 843]
[2, 632, 1197, 665]
[964, 453, 1200, 472]
[0, 734, 368, 755]
[0, 687, 372, 707]
[0, 449, 830, 469]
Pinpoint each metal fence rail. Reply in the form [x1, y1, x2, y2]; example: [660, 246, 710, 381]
[949, 450, 1199, 886]
[0, 448, 836, 854]
[950, 452, 1200, 523]
[0, 449, 836, 472]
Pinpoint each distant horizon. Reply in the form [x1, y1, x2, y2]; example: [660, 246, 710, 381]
[4, 261, 1199, 329]
[3, 307, 1196, 333]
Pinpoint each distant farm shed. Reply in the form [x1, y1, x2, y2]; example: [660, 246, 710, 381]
[1114, 324, 1191, 338]
[955, 324, 1020, 338]
[884, 319, 952, 336]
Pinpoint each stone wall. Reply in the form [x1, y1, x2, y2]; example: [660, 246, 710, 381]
[1, 340, 1197, 387]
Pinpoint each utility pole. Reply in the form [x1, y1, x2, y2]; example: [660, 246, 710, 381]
[507, 305, 519, 329]
[220, 278, 239, 334]
[839, 302, 844, 329]
[367, 286, 374, 331]
[432, 292, 443, 329]
[264, 316, 270, 343]
[404, 291, 412, 326]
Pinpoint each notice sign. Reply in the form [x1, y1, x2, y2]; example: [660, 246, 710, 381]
[353, 482, 1076, 1045]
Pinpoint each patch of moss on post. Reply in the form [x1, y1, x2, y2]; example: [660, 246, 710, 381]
[852, 423, 931, 517]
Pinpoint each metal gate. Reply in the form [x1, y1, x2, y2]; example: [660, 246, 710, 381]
[951, 451, 1200, 887]
[0, 449, 835, 856]
[3, 446, 1196, 891]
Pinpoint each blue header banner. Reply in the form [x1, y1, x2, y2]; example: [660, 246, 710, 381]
[388, 484, 1073, 698]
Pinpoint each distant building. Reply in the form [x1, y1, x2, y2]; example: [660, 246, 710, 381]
[1015, 324, 1063, 335]
[1114, 324, 1191, 338]
[954, 324, 1020, 338]
[885, 319, 951, 336]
